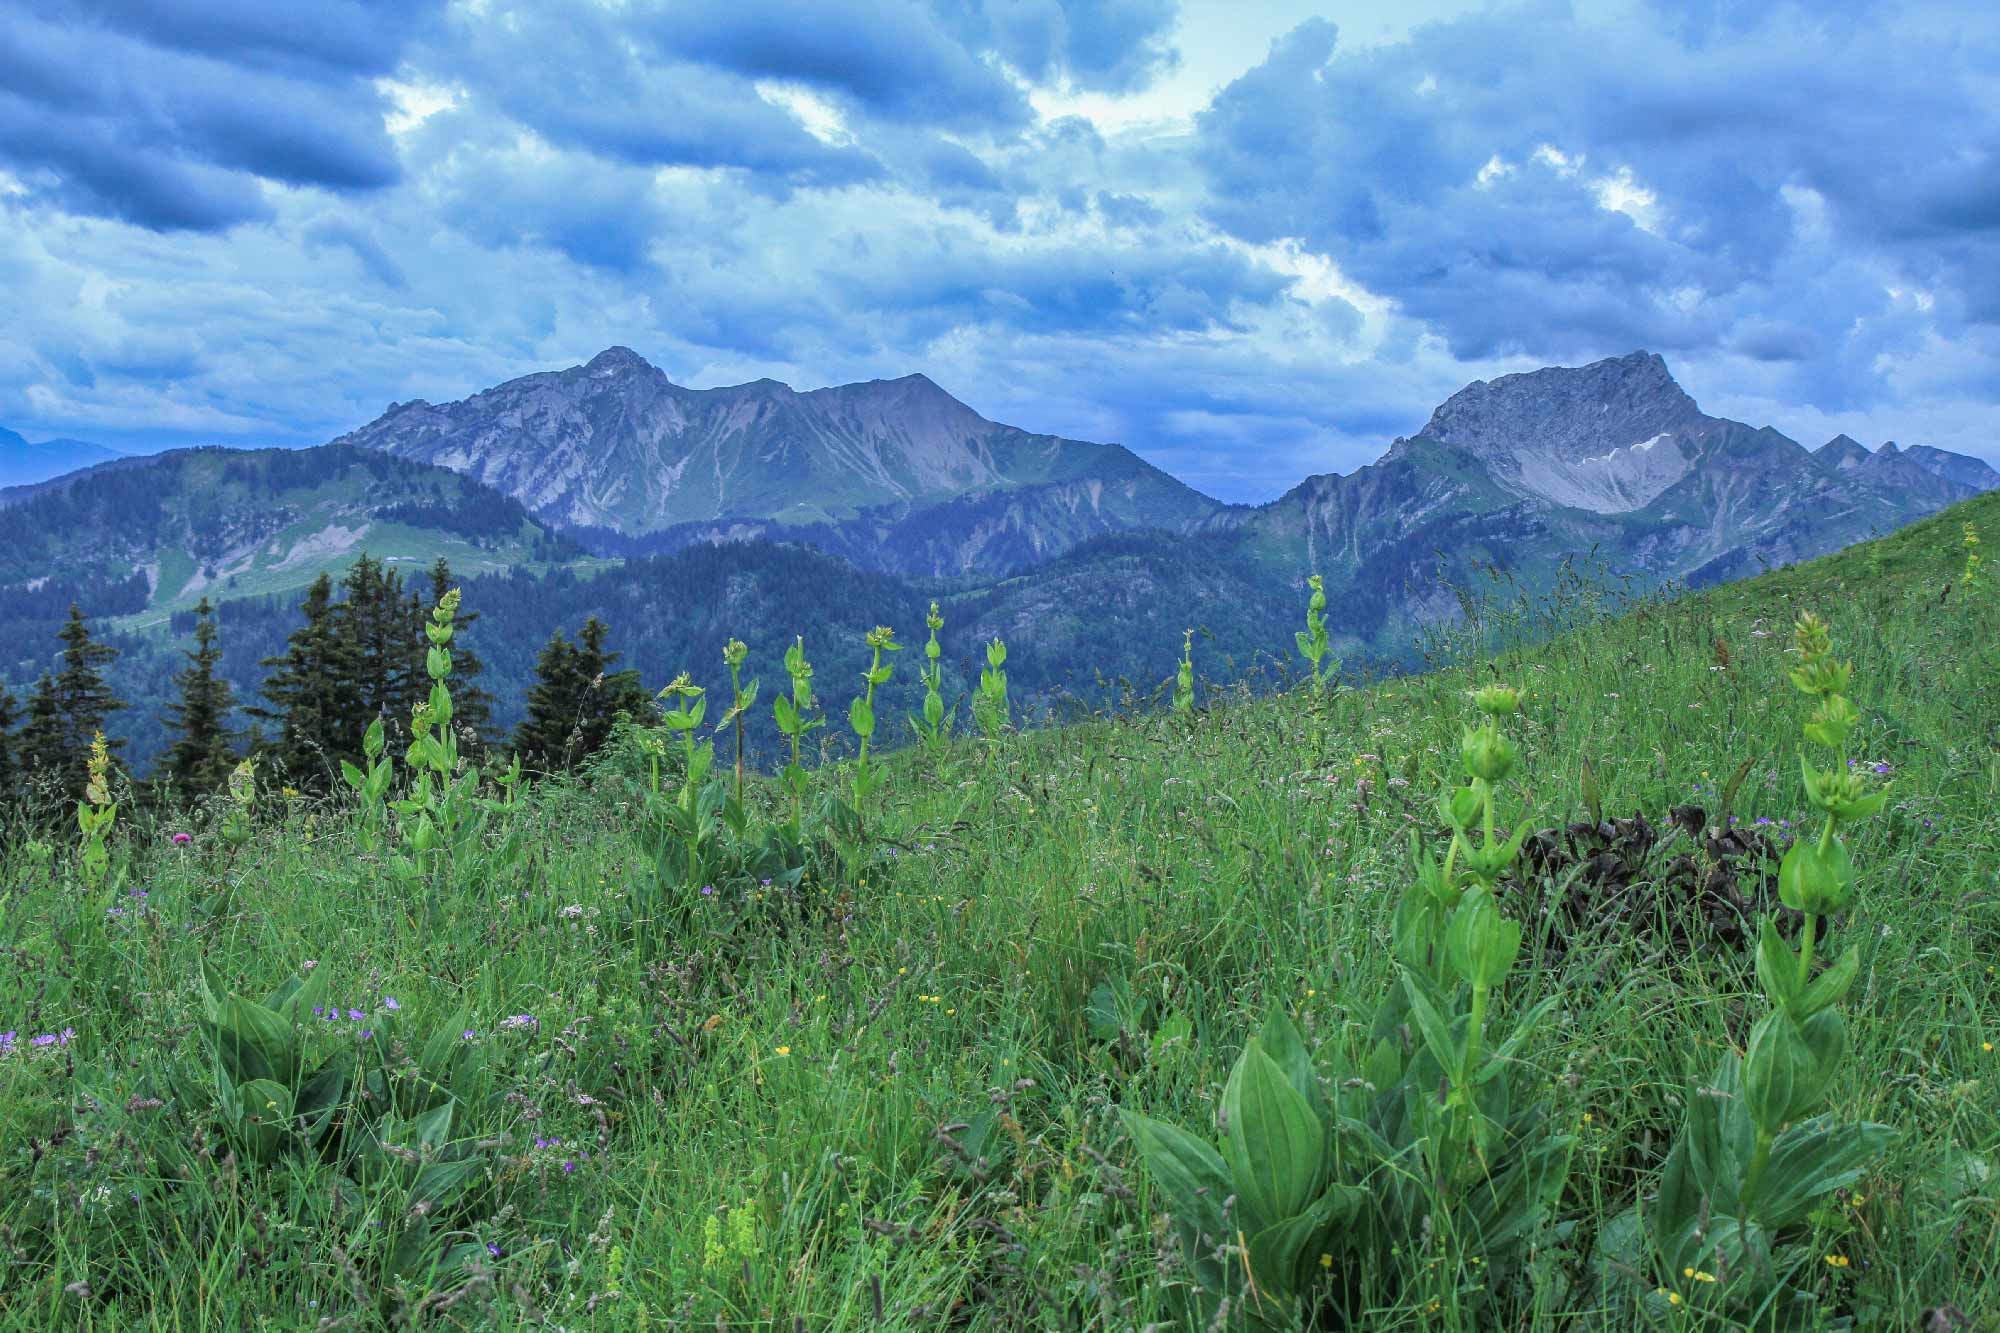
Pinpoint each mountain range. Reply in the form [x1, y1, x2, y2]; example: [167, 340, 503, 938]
[2, 347, 1994, 766]
[331, 346, 1218, 577]
[335, 347, 1997, 595]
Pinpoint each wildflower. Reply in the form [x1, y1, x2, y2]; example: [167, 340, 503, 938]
[1985, 1042, 1995, 1053]
[1319, 1253, 1333, 1270]
[382, 997, 401, 1012]
[462, 1029, 477, 1041]
[346, 1009, 364, 1021]
[171, 832, 192, 846]
[1684, 1267, 1716, 1284]
[560, 904, 585, 919]
[700, 885, 714, 897]
[774, 1045, 791, 1056]
[499, 1014, 538, 1032]
[486, 1242, 503, 1259]
[1825, 1254, 1851, 1268]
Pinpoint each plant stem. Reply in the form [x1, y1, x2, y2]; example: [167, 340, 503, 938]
[1741, 1127, 1775, 1211]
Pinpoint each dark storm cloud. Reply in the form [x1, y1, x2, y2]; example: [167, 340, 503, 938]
[650, 0, 1033, 128]
[0, 7, 412, 230]
[37, 0, 446, 74]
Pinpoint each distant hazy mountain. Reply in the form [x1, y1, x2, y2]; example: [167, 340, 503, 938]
[334, 347, 1222, 576]
[0, 425, 125, 487]
[0, 443, 575, 635]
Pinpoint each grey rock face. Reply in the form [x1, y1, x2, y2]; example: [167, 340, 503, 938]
[334, 348, 1218, 573]
[1413, 351, 1710, 512]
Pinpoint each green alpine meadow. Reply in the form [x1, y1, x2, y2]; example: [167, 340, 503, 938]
[5, 2, 1999, 1328]
[2, 487, 1995, 1330]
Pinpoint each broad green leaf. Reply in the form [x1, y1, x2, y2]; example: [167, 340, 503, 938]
[235, 1077, 294, 1159]
[1754, 918, 1801, 1012]
[1222, 1046, 1325, 1230]
[295, 1059, 348, 1140]
[1399, 973, 1461, 1074]
[1255, 1009, 1332, 1133]
[270, 966, 328, 1024]
[215, 996, 294, 1085]
[1756, 1120, 1893, 1227]
[1120, 1109, 1232, 1249]
[1797, 945, 1861, 1017]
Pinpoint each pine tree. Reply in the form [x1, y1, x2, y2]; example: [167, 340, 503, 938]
[251, 574, 359, 788]
[426, 558, 497, 751]
[512, 617, 648, 772]
[160, 597, 239, 796]
[20, 606, 127, 800]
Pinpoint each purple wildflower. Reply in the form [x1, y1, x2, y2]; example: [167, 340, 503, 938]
[382, 997, 401, 1012]
[462, 1029, 477, 1041]
[485, 1242, 503, 1259]
[346, 1009, 364, 1021]
[700, 884, 714, 896]
[171, 832, 192, 846]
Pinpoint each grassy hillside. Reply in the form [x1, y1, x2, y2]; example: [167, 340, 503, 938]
[0, 493, 1995, 1329]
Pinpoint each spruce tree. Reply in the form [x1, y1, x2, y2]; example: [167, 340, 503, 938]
[512, 617, 648, 772]
[160, 597, 239, 795]
[16, 674, 65, 805]
[0, 685, 17, 800]
[426, 558, 497, 751]
[513, 630, 584, 773]
[572, 616, 650, 755]
[251, 574, 360, 787]
[337, 553, 417, 741]
[20, 606, 127, 799]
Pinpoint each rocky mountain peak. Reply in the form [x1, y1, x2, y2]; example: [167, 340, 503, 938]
[1418, 352, 1700, 456]
[1410, 351, 1709, 513]
[1816, 434, 1872, 471]
[584, 346, 657, 376]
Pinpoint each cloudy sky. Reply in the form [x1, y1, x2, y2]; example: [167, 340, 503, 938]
[2, 0, 1995, 501]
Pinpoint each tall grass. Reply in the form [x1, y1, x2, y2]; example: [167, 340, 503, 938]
[0, 495, 1996, 1330]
